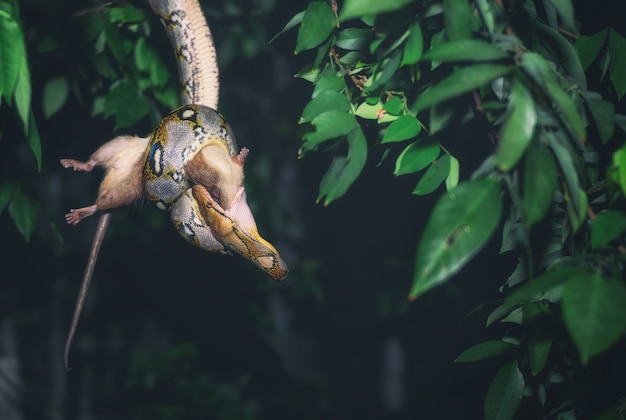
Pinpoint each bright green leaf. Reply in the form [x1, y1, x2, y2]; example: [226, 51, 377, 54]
[317, 127, 367, 205]
[562, 273, 626, 363]
[591, 210, 626, 249]
[410, 178, 502, 299]
[301, 91, 351, 123]
[382, 115, 421, 144]
[42, 76, 69, 119]
[609, 30, 626, 100]
[455, 340, 516, 362]
[295, 2, 336, 54]
[413, 154, 451, 195]
[13, 52, 31, 131]
[0, 12, 24, 101]
[383, 96, 404, 115]
[608, 144, 626, 195]
[355, 101, 381, 120]
[394, 139, 439, 175]
[421, 40, 509, 63]
[312, 73, 345, 97]
[339, 0, 413, 22]
[412, 64, 511, 112]
[302, 111, 357, 153]
[402, 22, 423, 65]
[495, 78, 537, 171]
[484, 360, 524, 420]
[574, 29, 608, 71]
[522, 143, 557, 226]
[8, 185, 39, 242]
[446, 155, 459, 190]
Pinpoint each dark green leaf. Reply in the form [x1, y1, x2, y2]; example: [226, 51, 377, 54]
[544, 80, 586, 141]
[368, 51, 402, 91]
[104, 24, 131, 65]
[14, 52, 31, 131]
[8, 185, 39, 242]
[412, 64, 511, 112]
[495, 78, 537, 171]
[394, 139, 439, 175]
[382, 115, 421, 144]
[574, 29, 608, 71]
[301, 91, 351, 123]
[0, 11, 24, 100]
[562, 273, 626, 363]
[524, 301, 552, 375]
[455, 340, 517, 362]
[591, 210, 626, 249]
[312, 73, 345, 97]
[0, 179, 17, 214]
[335, 28, 372, 50]
[402, 22, 423, 65]
[339, 0, 413, 22]
[270, 11, 304, 44]
[609, 29, 626, 100]
[484, 360, 524, 420]
[42, 76, 69, 119]
[410, 178, 502, 299]
[535, 22, 586, 89]
[421, 40, 509, 63]
[104, 81, 149, 129]
[317, 127, 367, 205]
[295, 2, 336, 54]
[609, 144, 626, 195]
[26, 111, 42, 171]
[443, 0, 471, 41]
[549, 0, 576, 34]
[413, 154, 451, 195]
[586, 98, 614, 144]
[301, 111, 358, 153]
[522, 143, 557, 226]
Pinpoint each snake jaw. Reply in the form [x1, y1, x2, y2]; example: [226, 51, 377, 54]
[192, 185, 288, 281]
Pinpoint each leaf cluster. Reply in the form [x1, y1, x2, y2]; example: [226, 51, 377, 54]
[280, 0, 626, 417]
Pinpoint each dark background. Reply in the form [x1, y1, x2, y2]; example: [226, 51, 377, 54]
[0, 0, 619, 418]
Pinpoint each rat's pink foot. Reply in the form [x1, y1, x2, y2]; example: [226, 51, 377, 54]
[60, 159, 96, 172]
[232, 147, 249, 166]
[65, 205, 97, 225]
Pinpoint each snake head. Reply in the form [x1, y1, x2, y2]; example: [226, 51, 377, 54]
[191, 184, 288, 281]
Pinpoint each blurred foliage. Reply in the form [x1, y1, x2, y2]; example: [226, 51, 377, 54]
[2, 0, 626, 419]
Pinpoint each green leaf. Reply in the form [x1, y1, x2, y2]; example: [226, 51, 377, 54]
[26, 110, 42, 171]
[524, 301, 552, 376]
[0, 179, 17, 215]
[412, 64, 511, 112]
[402, 22, 423, 65]
[355, 101, 381, 120]
[108, 4, 146, 24]
[339, 0, 413, 22]
[413, 154, 451, 195]
[410, 178, 502, 299]
[544, 80, 586, 141]
[312, 73, 345, 97]
[455, 340, 516, 362]
[609, 144, 626, 195]
[301, 91, 351, 123]
[522, 143, 557, 226]
[42, 76, 69, 119]
[586, 98, 615, 144]
[335, 28, 372, 51]
[367, 50, 402, 92]
[574, 29, 608, 71]
[484, 360, 524, 420]
[383, 96, 404, 115]
[270, 11, 304, 44]
[301, 111, 358, 153]
[0, 11, 24, 101]
[382, 115, 421, 144]
[317, 127, 367, 205]
[13, 52, 31, 131]
[446, 155, 459, 190]
[443, 0, 471, 41]
[421, 40, 509, 63]
[295, 2, 336, 54]
[487, 265, 578, 326]
[549, 0, 576, 34]
[562, 273, 626, 363]
[394, 139, 439, 175]
[104, 80, 150, 129]
[8, 185, 39, 242]
[495, 78, 537, 171]
[591, 210, 626, 249]
[534, 22, 586, 89]
[609, 29, 626, 100]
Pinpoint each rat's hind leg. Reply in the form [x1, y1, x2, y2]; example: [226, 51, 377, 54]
[65, 205, 98, 225]
[60, 159, 97, 172]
